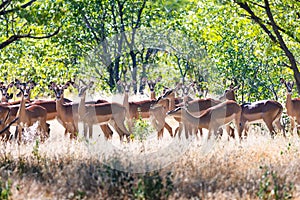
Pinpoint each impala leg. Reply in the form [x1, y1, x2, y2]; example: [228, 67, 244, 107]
[164, 122, 173, 137]
[83, 122, 88, 138]
[174, 126, 179, 137]
[88, 123, 93, 138]
[264, 119, 276, 138]
[290, 117, 295, 135]
[17, 125, 22, 144]
[183, 123, 189, 139]
[100, 124, 113, 140]
[114, 118, 130, 142]
[274, 117, 285, 137]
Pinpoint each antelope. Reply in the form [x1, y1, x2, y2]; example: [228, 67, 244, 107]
[0, 104, 12, 141]
[0, 83, 21, 128]
[167, 100, 242, 139]
[147, 76, 162, 99]
[0, 116, 19, 141]
[221, 84, 284, 137]
[49, 82, 79, 139]
[15, 81, 49, 143]
[120, 81, 173, 139]
[281, 78, 300, 135]
[72, 80, 113, 139]
[158, 88, 223, 138]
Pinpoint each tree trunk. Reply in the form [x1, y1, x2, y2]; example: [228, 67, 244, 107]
[130, 51, 138, 94]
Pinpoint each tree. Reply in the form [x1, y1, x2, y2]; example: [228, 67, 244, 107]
[231, 0, 300, 94]
[0, 0, 61, 49]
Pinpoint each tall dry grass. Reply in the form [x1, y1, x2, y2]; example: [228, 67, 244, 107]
[0, 118, 299, 199]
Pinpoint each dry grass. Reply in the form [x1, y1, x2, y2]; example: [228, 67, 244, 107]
[0, 118, 299, 199]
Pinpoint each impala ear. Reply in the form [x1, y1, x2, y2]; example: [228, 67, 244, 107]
[79, 79, 87, 86]
[28, 81, 36, 89]
[117, 80, 122, 85]
[156, 76, 162, 83]
[16, 91, 22, 98]
[49, 82, 57, 90]
[88, 81, 94, 88]
[280, 78, 285, 84]
[233, 85, 240, 91]
[8, 93, 13, 100]
[14, 79, 21, 89]
[8, 82, 14, 88]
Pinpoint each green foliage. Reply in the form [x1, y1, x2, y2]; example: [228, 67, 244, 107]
[0, 178, 12, 200]
[134, 171, 174, 200]
[257, 166, 294, 200]
[32, 140, 41, 162]
[102, 164, 174, 199]
[0, 0, 299, 99]
[131, 114, 154, 142]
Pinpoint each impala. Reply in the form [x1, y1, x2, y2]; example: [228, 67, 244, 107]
[49, 82, 79, 139]
[120, 81, 173, 139]
[158, 88, 223, 138]
[0, 104, 12, 141]
[221, 84, 284, 137]
[15, 81, 49, 143]
[281, 78, 300, 135]
[167, 100, 242, 139]
[73, 80, 113, 139]
[147, 76, 161, 99]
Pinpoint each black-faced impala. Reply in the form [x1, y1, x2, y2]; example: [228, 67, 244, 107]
[220, 84, 284, 138]
[167, 100, 242, 140]
[158, 88, 223, 138]
[49, 82, 79, 139]
[15, 81, 49, 143]
[120, 81, 173, 139]
[72, 80, 114, 140]
[281, 78, 300, 135]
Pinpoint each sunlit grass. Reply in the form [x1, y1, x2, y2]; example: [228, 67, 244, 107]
[0, 118, 300, 199]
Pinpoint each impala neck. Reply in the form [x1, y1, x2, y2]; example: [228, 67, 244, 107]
[150, 91, 155, 100]
[168, 94, 176, 111]
[286, 93, 293, 114]
[56, 95, 64, 115]
[78, 93, 86, 117]
[18, 95, 26, 118]
[123, 92, 129, 111]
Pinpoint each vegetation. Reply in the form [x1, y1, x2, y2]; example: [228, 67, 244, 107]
[1, 0, 300, 199]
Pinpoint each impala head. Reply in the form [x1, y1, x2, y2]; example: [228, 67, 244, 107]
[182, 82, 194, 96]
[147, 80, 156, 92]
[280, 78, 294, 94]
[49, 82, 70, 100]
[15, 80, 36, 99]
[219, 84, 239, 101]
[118, 80, 131, 93]
[0, 82, 14, 102]
[147, 76, 162, 92]
[74, 80, 94, 97]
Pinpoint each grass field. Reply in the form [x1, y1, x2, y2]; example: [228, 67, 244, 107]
[0, 117, 299, 200]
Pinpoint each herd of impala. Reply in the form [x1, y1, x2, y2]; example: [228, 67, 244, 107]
[0, 78, 298, 144]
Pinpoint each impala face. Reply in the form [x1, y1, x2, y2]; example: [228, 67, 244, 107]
[286, 82, 294, 94]
[15, 81, 35, 99]
[147, 80, 158, 92]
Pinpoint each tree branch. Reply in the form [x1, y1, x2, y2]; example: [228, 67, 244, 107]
[234, 0, 278, 43]
[0, 0, 11, 12]
[0, 0, 36, 16]
[0, 27, 60, 49]
[82, 14, 101, 43]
